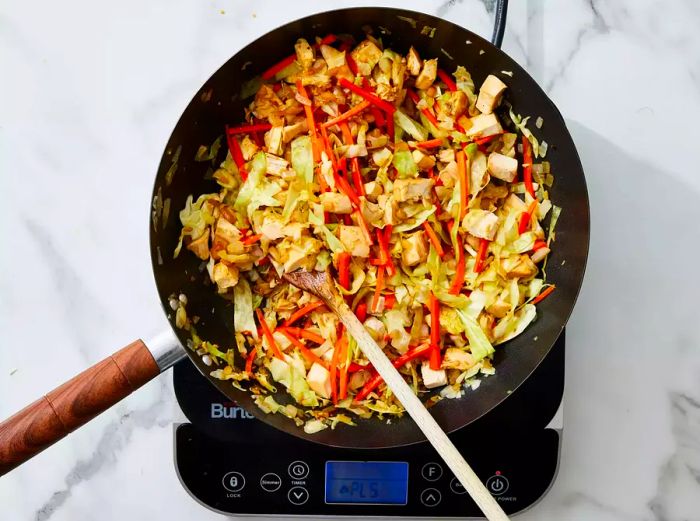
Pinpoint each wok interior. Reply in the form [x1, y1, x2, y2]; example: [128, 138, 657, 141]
[150, 7, 589, 448]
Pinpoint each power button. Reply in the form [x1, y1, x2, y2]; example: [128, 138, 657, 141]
[485, 474, 509, 496]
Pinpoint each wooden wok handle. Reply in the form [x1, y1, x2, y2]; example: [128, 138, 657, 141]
[0, 340, 159, 476]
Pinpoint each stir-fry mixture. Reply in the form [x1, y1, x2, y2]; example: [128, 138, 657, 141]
[173, 34, 560, 433]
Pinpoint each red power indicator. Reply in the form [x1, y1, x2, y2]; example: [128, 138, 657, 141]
[495, 471, 501, 476]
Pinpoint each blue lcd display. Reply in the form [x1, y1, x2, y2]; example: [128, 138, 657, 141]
[325, 461, 409, 505]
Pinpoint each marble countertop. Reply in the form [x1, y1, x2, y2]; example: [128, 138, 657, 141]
[2, 0, 700, 519]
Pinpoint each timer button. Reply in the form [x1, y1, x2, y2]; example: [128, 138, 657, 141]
[421, 462, 443, 481]
[420, 488, 442, 507]
[222, 471, 245, 492]
[288, 460, 310, 479]
[486, 474, 509, 496]
[288, 486, 310, 505]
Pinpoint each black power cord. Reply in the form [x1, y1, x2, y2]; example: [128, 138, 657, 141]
[491, 0, 509, 49]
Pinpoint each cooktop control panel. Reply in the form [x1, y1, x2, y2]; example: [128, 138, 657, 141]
[173, 333, 565, 517]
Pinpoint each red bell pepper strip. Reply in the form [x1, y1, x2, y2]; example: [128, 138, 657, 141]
[225, 128, 247, 181]
[337, 252, 352, 290]
[522, 136, 536, 198]
[532, 285, 556, 304]
[372, 265, 385, 313]
[354, 343, 431, 402]
[261, 55, 296, 81]
[346, 53, 359, 75]
[338, 77, 396, 115]
[281, 327, 325, 345]
[407, 89, 440, 128]
[415, 138, 444, 149]
[474, 238, 490, 273]
[437, 69, 457, 92]
[375, 225, 396, 276]
[330, 329, 343, 404]
[338, 334, 349, 400]
[261, 34, 337, 80]
[323, 100, 371, 128]
[256, 309, 284, 359]
[474, 132, 503, 146]
[449, 232, 466, 295]
[242, 234, 262, 246]
[355, 302, 368, 323]
[518, 200, 539, 234]
[532, 240, 548, 251]
[384, 293, 396, 310]
[245, 346, 258, 375]
[226, 123, 272, 135]
[428, 293, 441, 370]
[457, 149, 469, 220]
[279, 329, 329, 369]
[422, 221, 445, 258]
[282, 301, 325, 327]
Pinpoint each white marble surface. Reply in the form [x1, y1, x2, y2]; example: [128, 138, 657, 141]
[2, 0, 700, 519]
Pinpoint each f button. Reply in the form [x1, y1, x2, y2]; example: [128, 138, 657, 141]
[421, 462, 443, 482]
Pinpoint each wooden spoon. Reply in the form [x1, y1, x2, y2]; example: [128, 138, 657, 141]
[284, 270, 510, 521]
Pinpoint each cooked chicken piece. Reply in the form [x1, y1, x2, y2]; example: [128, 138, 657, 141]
[260, 216, 285, 241]
[530, 247, 550, 264]
[442, 348, 475, 371]
[320, 44, 346, 69]
[364, 316, 386, 343]
[487, 152, 518, 182]
[406, 46, 422, 76]
[503, 193, 527, 212]
[412, 149, 436, 171]
[504, 254, 537, 279]
[420, 362, 448, 389]
[394, 178, 434, 202]
[265, 153, 289, 176]
[375, 82, 399, 102]
[212, 262, 239, 291]
[462, 209, 499, 240]
[364, 181, 383, 201]
[438, 160, 458, 188]
[360, 197, 384, 226]
[351, 39, 383, 76]
[339, 225, 370, 257]
[378, 194, 398, 225]
[320, 192, 353, 214]
[294, 38, 315, 69]
[214, 217, 242, 245]
[265, 126, 283, 155]
[465, 113, 503, 138]
[253, 84, 284, 124]
[240, 136, 258, 161]
[187, 230, 210, 260]
[415, 58, 438, 90]
[282, 121, 308, 143]
[476, 74, 507, 114]
[486, 299, 511, 319]
[401, 231, 429, 266]
[443, 90, 468, 118]
[437, 148, 455, 163]
[306, 363, 331, 399]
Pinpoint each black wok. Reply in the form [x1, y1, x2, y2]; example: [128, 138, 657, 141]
[0, 3, 589, 474]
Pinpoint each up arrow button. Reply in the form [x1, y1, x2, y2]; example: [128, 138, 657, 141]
[420, 488, 442, 507]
